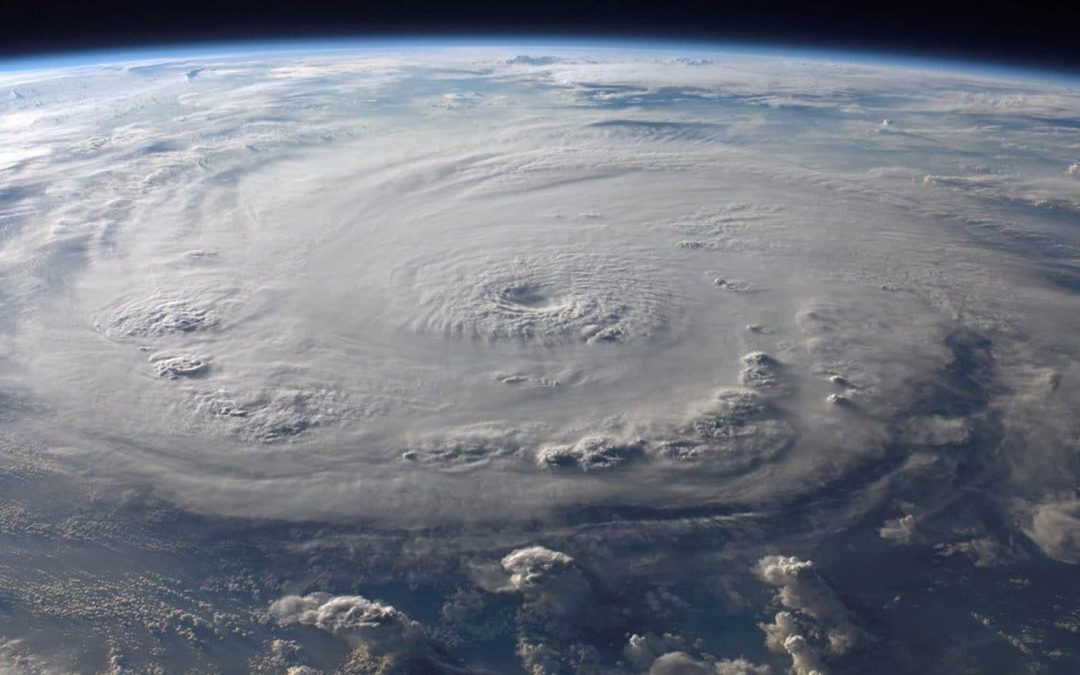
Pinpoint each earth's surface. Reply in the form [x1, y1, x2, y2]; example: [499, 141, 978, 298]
[0, 41, 1078, 674]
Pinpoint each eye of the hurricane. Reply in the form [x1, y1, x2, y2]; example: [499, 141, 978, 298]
[402, 253, 679, 345]
[496, 283, 570, 312]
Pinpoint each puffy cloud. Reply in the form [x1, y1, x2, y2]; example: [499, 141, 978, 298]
[501, 546, 576, 591]
[498, 546, 593, 616]
[624, 634, 696, 671]
[658, 388, 794, 473]
[514, 639, 565, 675]
[269, 593, 482, 674]
[1021, 499, 1080, 564]
[249, 639, 314, 675]
[714, 658, 772, 675]
[755, 556, 862, 674]
[535, 436, 644, 471]
[760, 612, 825, 675]
[779, 634, 825, 675]
[879, 515, 916, 545]
[271, 593, 392, 630]
[934, 536, 1016, 568]
[269, 593, 420, 650]
[738, 352, 787, 392]
[492, 546, 698, 674]
[755, 556, 859, 654]
[624, 634, 770, 675]
[493, 546, 593, 672]
[648, 652, 720, 674]
[0, 638, 53, 675]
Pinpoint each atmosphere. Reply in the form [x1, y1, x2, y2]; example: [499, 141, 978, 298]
[1, 1, 1079, 71]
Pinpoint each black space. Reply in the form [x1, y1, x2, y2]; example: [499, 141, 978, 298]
[0, 0, 1078, 73]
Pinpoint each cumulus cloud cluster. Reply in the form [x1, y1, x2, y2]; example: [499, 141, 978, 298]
[658, 388, 794, 472]
[269, 593, 473, 673]
[270, 593, 412, 639]
[738, 352, 787, 392]
[500, 546, 580, 592]
[474, 546, 774, 675]
[755, 556, 862, 674]
[487, 546, 600, 673]
[536, 435, 645, 471]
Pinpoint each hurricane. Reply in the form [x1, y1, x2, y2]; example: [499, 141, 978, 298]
[0, 42, 1078, 674]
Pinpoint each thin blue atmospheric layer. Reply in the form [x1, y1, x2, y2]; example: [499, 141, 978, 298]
[0, 35, 1077, 86]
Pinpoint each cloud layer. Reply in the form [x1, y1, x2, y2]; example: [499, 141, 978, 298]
[0, 43, 1079, 674]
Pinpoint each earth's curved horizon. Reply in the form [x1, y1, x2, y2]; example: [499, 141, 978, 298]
[0, 40, 1077, 674]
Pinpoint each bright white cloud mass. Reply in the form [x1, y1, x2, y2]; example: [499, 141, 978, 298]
[0, 43, 1078, 673]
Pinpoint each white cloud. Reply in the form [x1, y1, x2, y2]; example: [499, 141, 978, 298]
[755, 556, 860, 654]
[756, 556, 863, 674]
[269, 593, 422, 653]
[497, 545, 594, 619]
[535, 435, 644, 471]
[268, 592, 485, 673]
[760, 612, 826, 675]
[879, 515, 916, 544]
[714, 658, 772, 675]
[501, 546, 575, 590]
[648, 652, 719, 674]
[1021, 499, 1080, 564]
[625, 634, 771, 674]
